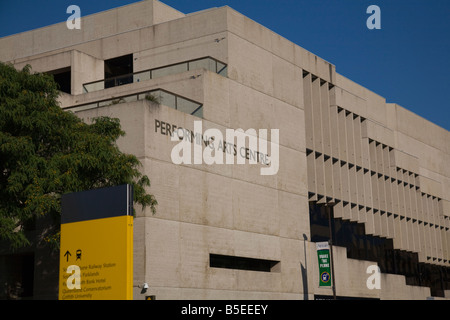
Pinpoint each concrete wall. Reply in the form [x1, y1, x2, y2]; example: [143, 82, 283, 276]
[0, 0, 448, 299]
[74, 65, 311, 298]
[0, 0, 184, 62]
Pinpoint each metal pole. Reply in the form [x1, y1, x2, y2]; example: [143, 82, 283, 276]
[327, 205, 337, 300]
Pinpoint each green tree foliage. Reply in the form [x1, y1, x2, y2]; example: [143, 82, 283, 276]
[0, 62, 157, 250]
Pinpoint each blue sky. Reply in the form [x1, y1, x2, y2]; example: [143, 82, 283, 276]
[0, 0, 449, 131]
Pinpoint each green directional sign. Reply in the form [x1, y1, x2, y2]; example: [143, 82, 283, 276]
[316, 242, 332, 287]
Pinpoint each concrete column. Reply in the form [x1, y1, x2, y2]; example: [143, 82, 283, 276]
[303, 73, 314, 150]
[311, 77, 323, 154]
[71, 50, 104, 95]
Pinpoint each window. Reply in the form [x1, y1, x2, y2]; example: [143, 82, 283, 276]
[209, 254, 280, 273]
[104, 54, 133, 89]
[47, 67, 71, 94]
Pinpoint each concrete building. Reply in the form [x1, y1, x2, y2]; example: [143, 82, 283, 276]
[0, 0, 449, 299]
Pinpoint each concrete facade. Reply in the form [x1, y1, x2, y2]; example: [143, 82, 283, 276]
[0, 0, 449, 299]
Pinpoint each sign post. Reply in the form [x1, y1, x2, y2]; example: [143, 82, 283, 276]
[58, 184, 134, 300]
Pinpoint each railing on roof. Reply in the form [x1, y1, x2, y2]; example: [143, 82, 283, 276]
[65, 88, 203, 118]
[83, 56, 227, 93]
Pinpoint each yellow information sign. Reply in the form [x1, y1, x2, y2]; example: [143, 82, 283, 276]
[59, 215, 133, 300]
[58, 185, 134, 300]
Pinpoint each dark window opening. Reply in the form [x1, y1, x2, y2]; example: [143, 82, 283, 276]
[47, 67, 71, 94]
[309, 203, 331, 243]
[209, 254, 280, 273]
[0, 254, 35, 299]
[104, 54, 133, 89]
[309, 202, 450, 297]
